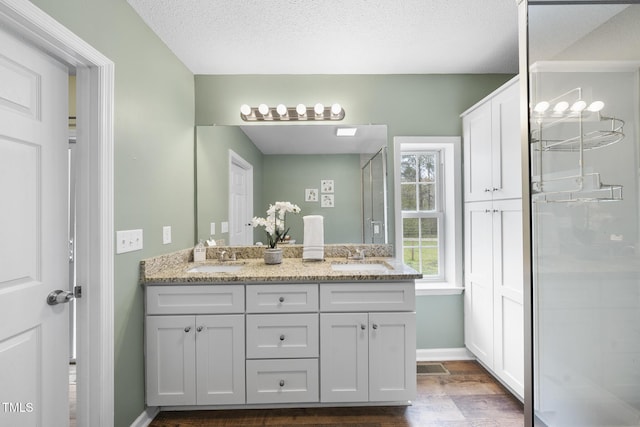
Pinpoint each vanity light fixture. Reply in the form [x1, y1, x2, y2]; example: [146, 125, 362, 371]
[240, 103, 345, 121]
[336, 127, 358, 137]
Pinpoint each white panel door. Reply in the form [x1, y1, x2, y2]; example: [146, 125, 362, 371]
[145, 315, 196, 406]
[464, 201, 495, 367]
[196, 314, 245, 405]
[463, 101, 493, 202]
[320, 313, 369, 402]
[493, 199, 524, 397]
[229, 154, 252, 245]
[491, 81, 521, 201]
[368, 312, 416, 402]
[0, 26, 69, 426]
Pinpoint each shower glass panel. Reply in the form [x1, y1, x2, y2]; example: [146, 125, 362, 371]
[362, 147, 388, 244]
[528, 3, 640, 425]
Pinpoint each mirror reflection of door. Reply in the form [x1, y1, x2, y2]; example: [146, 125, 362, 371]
[228, 151, 253, 245]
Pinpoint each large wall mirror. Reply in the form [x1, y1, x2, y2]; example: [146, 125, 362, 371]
[195, 124, 389, 246]
[527, 2, 640, 425]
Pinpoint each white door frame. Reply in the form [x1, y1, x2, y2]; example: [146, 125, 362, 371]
[228, 150, 253, 245]
[0, 1, 115, 425]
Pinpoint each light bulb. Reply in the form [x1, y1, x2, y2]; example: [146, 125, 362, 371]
[276, 104, 287, 116]
[240, 104, 252, 116]
[587, 101, 604, 112]
[258, 104, 269, 116]
[534, 101, 549, 113]
[331, 103, 342, 115]
[553, 101, 569, 113]
[296, 104, 306, 116]
[570, 100, 587, 112]
[314, 103, 324, 116]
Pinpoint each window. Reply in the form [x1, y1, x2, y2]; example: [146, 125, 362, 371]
[394, 137, 463, 294]
[400, 151, 443, 278]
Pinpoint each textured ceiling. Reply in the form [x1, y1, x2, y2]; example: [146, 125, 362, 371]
[126, 0, 520, 75]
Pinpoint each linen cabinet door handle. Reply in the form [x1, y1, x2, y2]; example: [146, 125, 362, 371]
[184, 326, 191, 333]
[197, 326, 204, 332]
[372, 324, 378, 330]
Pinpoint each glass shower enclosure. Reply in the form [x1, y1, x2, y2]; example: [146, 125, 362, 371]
[362, 147, 388, 244]
[526, 2, 640, 425]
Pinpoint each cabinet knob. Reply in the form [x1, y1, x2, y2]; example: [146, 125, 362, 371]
[279, 380, 285, 387]
[184, 326, 191, 333]
[372, 324, 378, 330]
[360, 324, 366, 330]
[278, 296, 285, 303]
[197, 326, 204, 332]
[279, 334, 285, 341]
[484, 188, 491, 192]
[493, 187, 500, 192]
[485, 209, 491, 213]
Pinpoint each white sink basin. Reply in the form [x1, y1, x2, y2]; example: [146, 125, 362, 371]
[186, 264, 245, 273]
[331, 263, 389, 272]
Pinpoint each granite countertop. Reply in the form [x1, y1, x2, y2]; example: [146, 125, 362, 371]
[140, 245, 422, 285]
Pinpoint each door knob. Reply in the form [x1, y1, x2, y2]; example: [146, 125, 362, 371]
[47, 290, 74, 306]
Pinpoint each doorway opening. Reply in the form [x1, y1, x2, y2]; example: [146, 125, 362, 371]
[228, 150, 254, 246]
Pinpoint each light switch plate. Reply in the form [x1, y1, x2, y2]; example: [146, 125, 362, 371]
[210, 222, 216, 235]
[116, 229, 143, 254]
[221, 221, 229, 233]
[162, 226, 171, 244]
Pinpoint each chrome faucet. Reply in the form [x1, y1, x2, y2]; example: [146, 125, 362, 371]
[218, 250, 237, 262]
[347, 248, 365, 261]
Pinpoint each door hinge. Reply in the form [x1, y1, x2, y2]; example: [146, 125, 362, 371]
[69, 238, 74, 262]
[74, 285, 82, 299]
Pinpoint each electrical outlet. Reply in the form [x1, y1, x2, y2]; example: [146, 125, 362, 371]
[210, 222, 216, 235]
[221, 221, 228, 233]
[162, 226, 171, 244]
[116, 229, 143, 254]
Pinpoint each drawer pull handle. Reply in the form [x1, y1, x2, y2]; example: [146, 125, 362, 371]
[197, 326, 204, 332]
[279, 380, 285, 387]
[360, 324, 366, 330]
[184, 326, 191, 333]
[279, 334, 285, 341]
[278, 296, 285, 303]
[372, 324, 378, 330]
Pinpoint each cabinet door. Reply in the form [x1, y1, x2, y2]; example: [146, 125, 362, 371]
[463, 101, 493, 202]
[491, 81, 521, 200]
[195, 314, 245, 405]
[145, 315, 196, 406]
[320, 313, 369, 402]
[492, 199, 524, 397]
[368, 312, 416, 402]
[464, 201, 494, 367]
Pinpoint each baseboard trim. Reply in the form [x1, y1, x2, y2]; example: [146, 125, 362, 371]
[130, 406, 159, 427]
[416, 347, 475, 361]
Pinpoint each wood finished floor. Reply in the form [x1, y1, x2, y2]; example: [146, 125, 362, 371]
[149, 361, 524, 427]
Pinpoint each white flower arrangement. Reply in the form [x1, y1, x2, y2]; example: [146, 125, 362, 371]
[251, 201, 301, 248]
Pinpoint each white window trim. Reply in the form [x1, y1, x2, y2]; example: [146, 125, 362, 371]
[394, 137, 463, 296]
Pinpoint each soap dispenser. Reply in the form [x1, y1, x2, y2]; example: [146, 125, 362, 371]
[193, 240, 206, 262]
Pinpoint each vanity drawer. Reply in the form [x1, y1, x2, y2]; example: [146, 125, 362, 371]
[246, 314, 319, 359]
[320, 282, 415, 312]
[246, 359, 319, 404]
[146, 285, 244, 315]
[246, 284, 318, 313]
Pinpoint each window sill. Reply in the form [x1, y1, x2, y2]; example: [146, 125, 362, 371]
[415, 281, 464, 296]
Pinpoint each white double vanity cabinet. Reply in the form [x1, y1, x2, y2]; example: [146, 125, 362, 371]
[142, 254, 419, 410]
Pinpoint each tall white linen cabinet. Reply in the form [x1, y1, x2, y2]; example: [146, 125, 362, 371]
[462, 77, 524, 399]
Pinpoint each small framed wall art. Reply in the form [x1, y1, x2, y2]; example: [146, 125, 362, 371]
[305, 188, 318, 202]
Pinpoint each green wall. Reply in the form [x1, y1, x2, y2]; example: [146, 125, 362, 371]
[196, 126, 264, 244]
[28, 1, 195, 425]
[261, 154, 363, 244]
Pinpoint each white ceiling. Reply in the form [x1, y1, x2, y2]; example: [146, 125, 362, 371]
[126, 0, 520, 75]
[240, 124, 387, 155]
